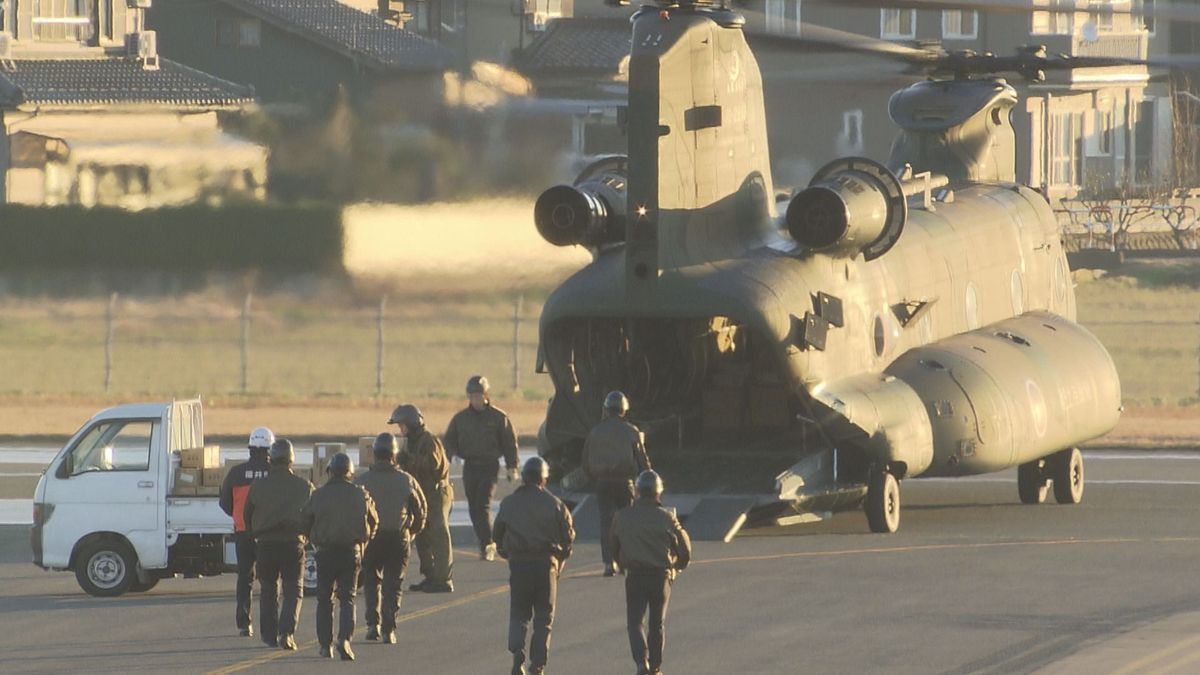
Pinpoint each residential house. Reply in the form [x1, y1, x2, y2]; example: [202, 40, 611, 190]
[148, 0, 453, 122]
[0, 0, 264, 208]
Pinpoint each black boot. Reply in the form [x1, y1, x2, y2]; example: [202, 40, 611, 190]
[511, 652, 526, 675]
[337, 641, 356, 661]
[365, 625, 380, 641]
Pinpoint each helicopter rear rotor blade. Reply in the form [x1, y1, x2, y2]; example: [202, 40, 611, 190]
[807, 0, 1200, 26]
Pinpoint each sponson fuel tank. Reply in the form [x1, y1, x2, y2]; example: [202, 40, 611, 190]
[884, 311, 1121, 476]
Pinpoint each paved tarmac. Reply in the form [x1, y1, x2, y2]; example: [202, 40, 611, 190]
[1, 451, 1199, 674]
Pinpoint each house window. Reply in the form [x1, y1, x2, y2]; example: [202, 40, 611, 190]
[1135, 0, 1154, 34]
[1051, 112, 1080, 186]
[766, 0, 801, 36]
[526, 0, 563, 32]
[1096, 109, 1113, 155]
[1089, 0, 1113, 31]
[1032, 0, 1072, 35]
[942, 10, 977, 39]
[215, 18, 261, 48]
[32, 0, 95, 42]
[402, 0, 430, 34]
[881, 9, 915, 39]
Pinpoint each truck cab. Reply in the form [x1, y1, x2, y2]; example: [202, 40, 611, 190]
[31, 399, 236, 596]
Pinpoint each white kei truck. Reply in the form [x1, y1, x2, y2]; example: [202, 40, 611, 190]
[30, 399, 316, 597]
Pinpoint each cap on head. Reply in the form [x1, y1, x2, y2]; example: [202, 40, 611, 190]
[635, 469, 663, 497]
[327, 452, 354, 477]
[522, 456, 550, 483]
[268, 438, 294, 465]
[373, 432, 398, 459]
[466, 375, 490, 395]
[604, 390, 630, 416]
[387, 404, 424, 433]
[248, 427, 275, 451]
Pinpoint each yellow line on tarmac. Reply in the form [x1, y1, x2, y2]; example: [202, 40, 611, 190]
[1147, 645, 1200, 675]
[1111, 634, 1200, 675]
[209, 641, 314, 674]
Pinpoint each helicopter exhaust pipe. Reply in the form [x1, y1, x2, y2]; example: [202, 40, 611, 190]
[785, 157, 907, 262]
[534, 159, 628, 248]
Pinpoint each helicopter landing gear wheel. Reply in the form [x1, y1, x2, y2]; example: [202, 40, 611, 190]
[1050, 447, 1084, 505]
[1017, 459, 1048, 504]
[865, 469, 900, 533]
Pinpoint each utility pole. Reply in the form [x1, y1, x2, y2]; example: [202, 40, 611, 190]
[104, 293, 117, 393]
[240, 293, 252, 395]
[512, 294, 523, 391]
[377, 296, 387, 398]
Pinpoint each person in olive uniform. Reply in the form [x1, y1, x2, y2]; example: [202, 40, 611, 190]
[243, 438, 314, 651]
[582, 391, 651, 576]
[444, 375, 520, 562]
[355, 432, 428, 643]
[301, 452, 379, 661]
[218, 426, 274, 638]
[390, 403, 455, 593]
[611, 470, 692, 675]
[493, 456, 575, 675]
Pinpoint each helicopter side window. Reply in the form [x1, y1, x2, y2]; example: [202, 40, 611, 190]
[965, 283, 980, 330]
[1011, 270, 1025, 315]
[873, 315, 886, 357]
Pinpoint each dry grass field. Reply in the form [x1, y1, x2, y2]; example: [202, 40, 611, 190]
[0, 259, 1197, 443]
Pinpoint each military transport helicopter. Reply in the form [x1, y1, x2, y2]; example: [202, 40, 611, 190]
[525, 0, 1182, 537]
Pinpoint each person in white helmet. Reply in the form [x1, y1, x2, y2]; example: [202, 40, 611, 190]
[219, 426, 275, 637]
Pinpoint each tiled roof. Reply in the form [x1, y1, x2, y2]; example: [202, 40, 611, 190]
[0, 58, 255, 108]
[225, 0, 452, 71]
[516, 18, 631, 76]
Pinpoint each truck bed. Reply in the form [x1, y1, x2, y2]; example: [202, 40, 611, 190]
[166, 496, 233, 534]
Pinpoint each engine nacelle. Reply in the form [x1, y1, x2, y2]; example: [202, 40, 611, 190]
[886, 312, 1121, 476]
[534, 157, 627, 248]
[785, 157, 906, 261]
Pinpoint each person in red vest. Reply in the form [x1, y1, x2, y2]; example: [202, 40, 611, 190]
[220, 426, 274, 637]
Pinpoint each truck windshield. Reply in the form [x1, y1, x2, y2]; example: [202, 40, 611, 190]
[64, 420, 156, 475]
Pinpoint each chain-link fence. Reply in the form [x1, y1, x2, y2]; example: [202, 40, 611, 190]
[0, 293, 551, 402]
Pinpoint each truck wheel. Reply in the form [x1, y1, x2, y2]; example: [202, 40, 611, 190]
[1017, 459, 1048, 504]
[1051, 448, 1084, 505]
[75, 540, 137, 597]
[865, 470, 900, 533]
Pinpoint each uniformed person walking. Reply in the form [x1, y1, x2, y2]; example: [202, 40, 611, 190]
[243, 438, 314, 651]
[355, 432, 428, 644]
[493, 456, 575, 675]
[611, 470, 691, 675]
[582, 390, 651, 576]
[301, 452, 379, 661]
[390, 403, 455, 593]
[444, 375, 520, 562]
[219, 426, 274, 638]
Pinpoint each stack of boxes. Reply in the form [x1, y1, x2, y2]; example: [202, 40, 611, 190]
[173, 446, 225, 496]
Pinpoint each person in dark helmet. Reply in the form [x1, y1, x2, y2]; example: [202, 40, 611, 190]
[243, 438, 314, 651]
[355, 432, 428, 643]
[444, 375, 520, 562]
[219, 426, 274, 638]
[493, 456, 575, 675]
[611, 470, 692, 675]
[302, 452, 378, 661]
[390, 403, 455, 593]
[582, 390, 651, 576]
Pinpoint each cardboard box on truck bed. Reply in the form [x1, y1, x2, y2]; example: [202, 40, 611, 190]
[180, 446, 221, 469]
